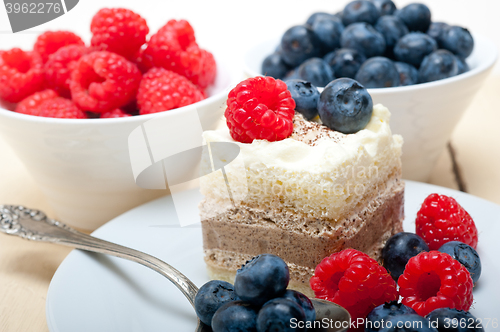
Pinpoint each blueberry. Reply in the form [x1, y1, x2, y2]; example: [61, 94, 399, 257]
[285, 79, 320, 120]
[426, 308, 484, 332]
[324, 48, 366, 79]
[256, 298, 307, 332]
[426, 22, 450, 45]
[418, 50, 459, 83]
[306, 12, 336, 26]
[394, 32, 437, 67]
[311, 16, 344, 54]
[295, 58, 335, 87]
[380, 314, 437, 332]
[195, 280, 239, 326]
[280, 25, 321, 67]
[394, 61, 418, 86]
[340, 22, 386, 58]
[375, 16, 409, 52]
[211, 301, 258, 332]
[234, 254, 290, 307]
[370, 0, 397, 16]
[355, 57, 400, 88]
[342, 0, 380, 26]
[262, 52, 291, 79]
[440, 26, 474, 58]
[366, 301, 417, 332]
[281, 290, 316, 323]
[456, 57, 469, 74]
[381, 232, 429, 281]
[318, 78, 373, 134]
[395, 3, 432, 32]
[438, 241, 481, 284]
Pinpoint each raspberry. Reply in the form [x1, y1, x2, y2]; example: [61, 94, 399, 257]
[225, 76, 295, 143]
[16, 89, 59, 116]
[100, 108, 131, 118]
[91, 8, 149, 60]
[142, 19, 216, 89]
[137, 68, 204, 115]
[398, 251, 473, 316]
[34, 31, 85, 63]
[416, 193, 478, 250]
[310, 249, 398, 323]
[0, 48, 45, 103]
[44, 45, 90, 98]
[70, 51, 142, 113]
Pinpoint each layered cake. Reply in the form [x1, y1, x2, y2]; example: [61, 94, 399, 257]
[198, 77, 404, 296]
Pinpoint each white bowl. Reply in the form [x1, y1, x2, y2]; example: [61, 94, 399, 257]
[244, 34, 498, 182]
[0, 59, 238, 231]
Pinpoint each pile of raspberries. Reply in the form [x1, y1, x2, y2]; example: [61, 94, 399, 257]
[0, 8, 217, 119]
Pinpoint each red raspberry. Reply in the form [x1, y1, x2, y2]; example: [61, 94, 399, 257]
[137, 68, 204, 115]
[70, 51, 142, 113]
[44, 45, 91, 98]
[416, 194, 478, 250]
[16, 89, 59, 116]
[310, 249, 398, 324]
[142, 19, 217, 89]
[90, 8, 149, 60]
[34, 31, 85, 63]
[399, 251, 473, 316]
[225, 76, 295, 143]
[0, 48, 45, 103]
[100, 108, 131, 118]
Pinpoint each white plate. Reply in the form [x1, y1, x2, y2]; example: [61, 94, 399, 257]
[46, 181, 500, 332]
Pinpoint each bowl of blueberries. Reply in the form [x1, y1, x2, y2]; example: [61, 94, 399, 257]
[244, 0, 497, 182]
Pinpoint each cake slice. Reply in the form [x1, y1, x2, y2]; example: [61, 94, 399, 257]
[198, 79, 404, 297]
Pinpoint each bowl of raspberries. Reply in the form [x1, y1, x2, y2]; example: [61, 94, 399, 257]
[243, 0, 497, 182]
[0, 8, 236, 230]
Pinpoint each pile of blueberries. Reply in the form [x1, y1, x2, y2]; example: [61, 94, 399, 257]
[194, 254, 316, 332]
[368, 232, 483, 332]
[262, 0, 474, 88]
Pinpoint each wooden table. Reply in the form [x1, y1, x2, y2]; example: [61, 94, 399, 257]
[1, 74, 499, 331]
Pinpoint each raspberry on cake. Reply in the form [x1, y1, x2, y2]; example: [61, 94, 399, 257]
[199, 78, 404, 297]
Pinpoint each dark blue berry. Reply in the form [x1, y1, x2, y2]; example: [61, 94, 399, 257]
[261, 52, 290, 79]
[195, 280, 239, 326]
[395, 3, 432, 32]
[375, 15, 409, 51]
[438, 241, 481, 284]
[426, 22, 450, 45]
[296, 57, 335, 87]
[355, 56, 400, 88]
[306, 12, 335, 26]
[394, 61, 419, 86]
[280, 25, 321, 67]
[340, 22, 386, 58]
[366, 301, 417, 332]
[426, 308, 484, 332]
[456, 57, 469, 74]
[285, 79, 320, 120]
[342, 0, 380, 26]
[381, 232, 429, 281]
[394, 32, 437, 67]
[318, 78, 373, 134]
[311, 16, 344, 54]
[256, 298, 306, 332]
[418, 50, 459, 83]
[211, 301, 258, 332]
[440, 26, 474, 58]
[380, 314, 437, 332]
[370, 0, 397, 16]
[324, 48, 366, 79]
[281, 290, 316, 323]
[234, 254, 290, 307]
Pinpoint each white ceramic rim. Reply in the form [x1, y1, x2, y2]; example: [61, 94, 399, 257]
[0, 54, 240, 126]
[243, 33, 498, 94]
